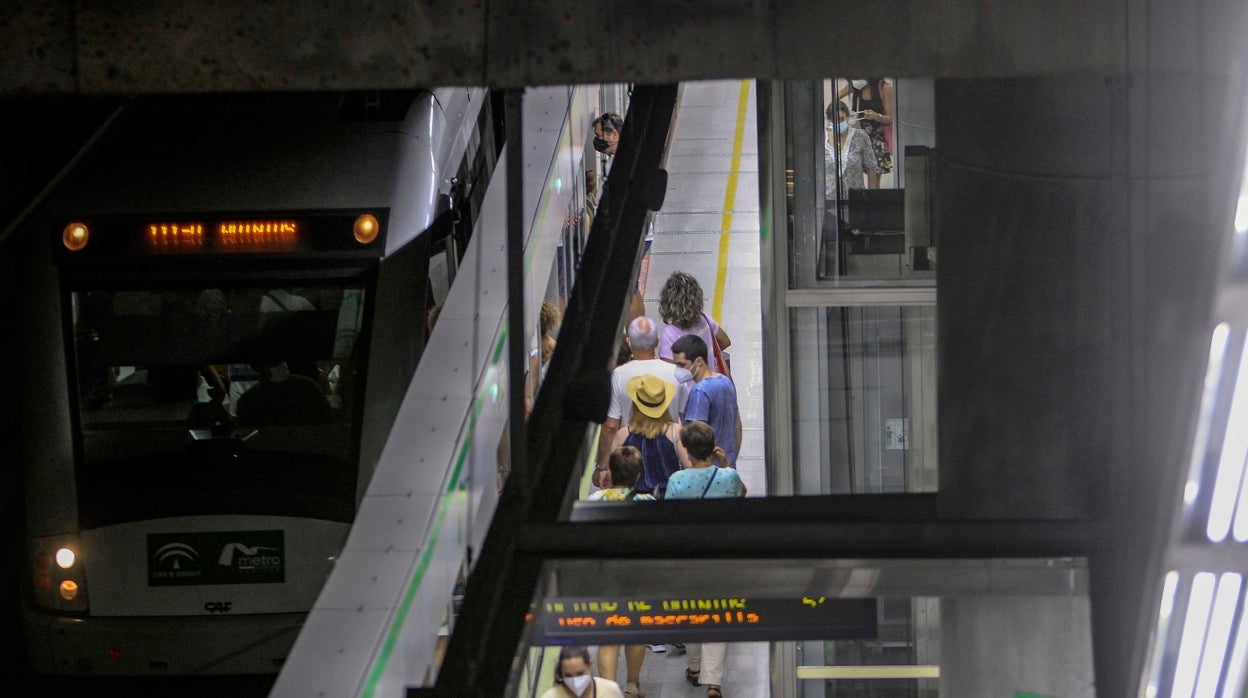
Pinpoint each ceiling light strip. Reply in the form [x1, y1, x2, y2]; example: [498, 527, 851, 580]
[1187, 324, 1231, 507]
[1194, 573, 1243, 697]
[1208, 332, 1248, 542]
[1220, 595, 1248, 698]
[1173, 572, 1218, 698]
[1145, 571, 1182, 698]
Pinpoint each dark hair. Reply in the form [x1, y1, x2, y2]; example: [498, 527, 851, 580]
[671, 333, 708, 365]
[592, 112, 623, 133]
[680, 420, 717, 460]
[609, 445, 643, 487]
[554, 645, 593, 681]
[826, 101, 849, 122]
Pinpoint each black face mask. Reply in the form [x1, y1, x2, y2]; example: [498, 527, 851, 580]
[593, 136, 610, 153]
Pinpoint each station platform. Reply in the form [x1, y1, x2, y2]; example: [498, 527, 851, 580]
[593, 79, 771, 697]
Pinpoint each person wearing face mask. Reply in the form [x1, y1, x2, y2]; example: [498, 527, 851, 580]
[824, 100, 877, 201]
[837, 78, 894, 188]
[591, 111, 648, 325]
[595, 317, 685, 488]
[541, 646, 624, 698]
[591, 112, 623, 158]
[822, 100, 878, 273]
[671, 333, 742, 469]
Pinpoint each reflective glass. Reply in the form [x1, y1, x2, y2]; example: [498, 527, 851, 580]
[514, 558, 1091, 698]
[787, 79, 936, 287]
[789, 305, 937, 495]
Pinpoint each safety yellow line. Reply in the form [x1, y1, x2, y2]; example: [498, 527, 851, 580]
[711, 79, 752, 322]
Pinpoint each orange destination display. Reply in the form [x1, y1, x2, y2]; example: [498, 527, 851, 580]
[530, 596, 878, 644]
[145, 219, 301, 253]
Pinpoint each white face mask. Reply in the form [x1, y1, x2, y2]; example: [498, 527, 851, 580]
[563, 674, 593, 695]
[851, 79, 868, 90]
[673, 367, 694, 383]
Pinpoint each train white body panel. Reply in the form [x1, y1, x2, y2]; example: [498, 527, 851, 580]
[18, 89, 497, 677]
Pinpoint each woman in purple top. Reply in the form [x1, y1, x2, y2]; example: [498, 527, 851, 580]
[656, 271, 731, 372]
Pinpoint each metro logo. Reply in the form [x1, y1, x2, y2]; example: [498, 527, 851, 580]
[148, 531, 285, 586]
[217, 543, 281, 569]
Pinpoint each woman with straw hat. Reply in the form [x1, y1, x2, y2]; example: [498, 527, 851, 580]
[609, 374, 691, 497]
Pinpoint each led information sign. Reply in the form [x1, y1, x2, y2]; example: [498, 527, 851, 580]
[53, 212, 388, 261]
[146, 219, 302, 253]
[530, 596, 878, 644]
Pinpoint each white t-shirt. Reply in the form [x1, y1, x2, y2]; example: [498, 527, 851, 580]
[607, 358, 686, 423]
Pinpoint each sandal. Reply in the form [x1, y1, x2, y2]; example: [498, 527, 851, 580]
[624, 682, 645, 698]
[685, 668, 701, 686]
[706, 686, 722, 698]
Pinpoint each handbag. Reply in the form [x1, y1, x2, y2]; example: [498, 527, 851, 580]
[702, 312, 733, 383]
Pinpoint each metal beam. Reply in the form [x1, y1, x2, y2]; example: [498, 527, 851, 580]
[518, 520, 1098, 560]
[0, 1, 1136, 95]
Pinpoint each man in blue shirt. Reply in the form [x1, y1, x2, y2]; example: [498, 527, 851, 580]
[670, 334, 742, 467]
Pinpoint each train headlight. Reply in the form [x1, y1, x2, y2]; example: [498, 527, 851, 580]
[30, 535, 89, 614]
[353, 214, 379, 244]
[62, 222, 90, 251]
[59, 580, 79, 601]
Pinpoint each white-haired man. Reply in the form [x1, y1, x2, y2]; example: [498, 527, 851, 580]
[594, 316, 683, 487]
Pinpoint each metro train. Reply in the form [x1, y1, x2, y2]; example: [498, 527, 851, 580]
[16, 88, 503, 674]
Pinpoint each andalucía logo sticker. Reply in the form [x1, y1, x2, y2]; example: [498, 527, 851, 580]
[148, 531, 285, 586]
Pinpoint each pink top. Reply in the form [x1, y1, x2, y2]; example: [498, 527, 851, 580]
[659, 314, 721, 372]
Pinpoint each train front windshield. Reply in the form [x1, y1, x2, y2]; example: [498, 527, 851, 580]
[70, 285, 367, 527]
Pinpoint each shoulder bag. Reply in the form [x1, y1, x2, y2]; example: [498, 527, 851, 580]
[701, 312, 733, 383]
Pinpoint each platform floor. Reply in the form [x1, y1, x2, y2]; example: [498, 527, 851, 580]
[607, 79, 771, 697]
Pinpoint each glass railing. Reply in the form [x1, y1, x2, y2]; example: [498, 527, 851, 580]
[512, 557, 1092, 698]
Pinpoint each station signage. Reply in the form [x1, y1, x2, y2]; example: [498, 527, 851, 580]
[530, 596, 878, 644]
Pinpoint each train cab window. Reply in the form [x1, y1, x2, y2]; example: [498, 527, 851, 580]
[69, 284, 367, 527]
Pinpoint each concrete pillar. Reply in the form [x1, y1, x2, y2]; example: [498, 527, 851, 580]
[940, 596, 1095, 697]
[935, 75, 1127, 521]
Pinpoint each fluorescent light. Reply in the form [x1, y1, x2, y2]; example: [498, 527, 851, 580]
[1189, 325, 1231, 507]
[1173, 572, 1217, 698]
[1237, 150, 1248, 233]
[1208, 333, 1248, 542]
[1194, 573, 1242, 697]
[1146, 571, 1182, 698]
[1221, 595, 1248, 698]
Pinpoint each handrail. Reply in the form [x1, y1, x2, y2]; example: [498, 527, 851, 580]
[432, 84, 679, 695]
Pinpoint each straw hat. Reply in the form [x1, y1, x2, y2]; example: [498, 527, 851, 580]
[626, 374, 675, 419]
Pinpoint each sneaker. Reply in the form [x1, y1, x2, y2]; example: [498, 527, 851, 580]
[646, 643, 666, 653]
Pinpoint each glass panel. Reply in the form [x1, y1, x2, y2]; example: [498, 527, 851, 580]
[787, 79, 936, 286]
[789, 305, 936, 495]
[515, 558, 1091, 698]
[70, 285, 366, 525]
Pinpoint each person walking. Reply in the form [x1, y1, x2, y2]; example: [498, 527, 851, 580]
[585, 445, 653, 697]
[595, 317, 682, 487]
[671, 334, 742, 468]
[610, 375, 690, 497]
[656, 271, 731, 375]
[665, 421, 745, 698]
